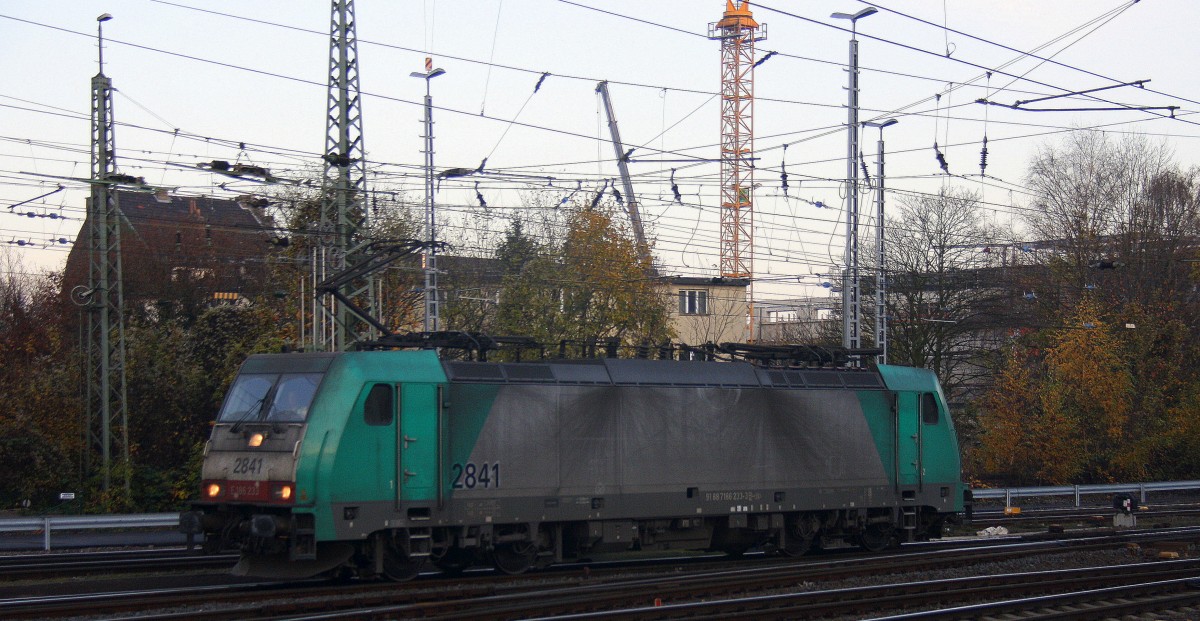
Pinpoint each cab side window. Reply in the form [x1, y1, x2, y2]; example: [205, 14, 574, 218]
[364, 384, 394, 426]
[921, 392, 939, 425]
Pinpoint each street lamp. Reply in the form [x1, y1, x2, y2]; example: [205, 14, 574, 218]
[410, 59, 445, 332]
[863, 117, 897, 365]
[97, 13, 113, 73]
[831, 6, 877, 359]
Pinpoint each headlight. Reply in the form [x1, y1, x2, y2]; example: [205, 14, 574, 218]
[271, 483, 293, 502]
[248, 432, 265, 448]
[205, 483, 222, 498]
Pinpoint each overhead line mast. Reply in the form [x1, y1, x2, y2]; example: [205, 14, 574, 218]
[709, 1, 764, 340]
[316, 0, 372, 351]
[86, 12, 130, 498]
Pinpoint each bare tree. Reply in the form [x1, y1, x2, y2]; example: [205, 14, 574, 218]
[884, 187, 1007, 403]
[1024, 131, 1174, 291]
[1021, 130, 1200, 333]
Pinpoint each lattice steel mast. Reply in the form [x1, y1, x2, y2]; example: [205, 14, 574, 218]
[709, 1, 764, 338]
[316, 0, 371, 350]
[410, 58, 446, 333]
[831, 6, 876, 356]
[86, 13, 130, 496]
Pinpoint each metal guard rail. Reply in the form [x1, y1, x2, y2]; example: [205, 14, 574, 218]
[971, 480, 1200, 508]
[0, 512, 177, 551]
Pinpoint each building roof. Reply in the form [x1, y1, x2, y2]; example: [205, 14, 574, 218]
[664, 275, 751, 288]
[63, 190, 273, 302]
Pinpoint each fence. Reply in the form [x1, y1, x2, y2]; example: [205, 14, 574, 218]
[0, 513, 178, 551]
[971, 480, 1200, 509]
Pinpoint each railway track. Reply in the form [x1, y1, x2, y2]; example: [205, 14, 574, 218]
[0, 548, 237, 581]
[869, 575, 1200, 620]
[532, 561, 1200, 620]
[5, 527, 1196, 620]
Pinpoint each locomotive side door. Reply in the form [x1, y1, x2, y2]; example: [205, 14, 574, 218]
[895, 392, 921, 488]
[398, 383, 439, 505]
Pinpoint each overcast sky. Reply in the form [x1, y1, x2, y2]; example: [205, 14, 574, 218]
[3, 0, 1197, 303]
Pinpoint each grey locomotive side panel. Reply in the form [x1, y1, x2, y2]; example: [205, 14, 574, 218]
[782, 390, 889, 485]
[558, 386, 621, 492]
[452, 383, 888, 502]
[620, 386, 761, 489]
[457, 384, 564, 495]
[620, 388, 888, 489]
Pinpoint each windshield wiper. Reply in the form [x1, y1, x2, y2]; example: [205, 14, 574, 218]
[229, 385, 276, 434]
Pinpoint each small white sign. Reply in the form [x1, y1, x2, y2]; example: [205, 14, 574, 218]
[59, 492, 76, 501]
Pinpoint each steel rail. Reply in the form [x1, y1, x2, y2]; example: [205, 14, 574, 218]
[6, 529, 1200, 620]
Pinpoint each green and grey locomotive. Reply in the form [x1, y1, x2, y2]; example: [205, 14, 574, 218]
[180, 349, 969, 579]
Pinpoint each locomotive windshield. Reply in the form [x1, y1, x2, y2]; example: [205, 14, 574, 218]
[218, 373, 322, 424]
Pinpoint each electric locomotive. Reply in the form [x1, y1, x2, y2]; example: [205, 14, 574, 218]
[180, 344, 969, 579]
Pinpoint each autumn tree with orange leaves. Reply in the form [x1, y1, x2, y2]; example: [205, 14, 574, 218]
[489, 203, 674, 351]
[975, 297, 1134, 484]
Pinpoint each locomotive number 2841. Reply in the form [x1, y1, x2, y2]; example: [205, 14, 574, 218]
[232, 457, 264, 475]
[451, 462, 500, 489]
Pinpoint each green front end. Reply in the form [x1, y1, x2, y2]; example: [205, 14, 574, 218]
[291, 350, 447, 543]
[874, 364, 968, 513]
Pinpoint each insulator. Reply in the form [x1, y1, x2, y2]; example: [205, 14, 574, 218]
[979, 136, 989, 174]
[780, 145, 790, 196]
[591, 180, 607, 208]
[475, 182, 488, 209]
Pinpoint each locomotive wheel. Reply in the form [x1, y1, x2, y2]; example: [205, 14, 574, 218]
[381, 548, 424, 582]
[857, 524, 894, 553]
[491, 542, 537, 575]
[779, 535, 812, 557]
[780, 514, 820, 557]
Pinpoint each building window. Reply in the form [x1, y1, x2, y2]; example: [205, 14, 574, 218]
[767, 310, 798, 323]
[679, 290, 708, 315]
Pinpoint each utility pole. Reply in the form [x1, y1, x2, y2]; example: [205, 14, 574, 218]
[86, 12, 130, 497]
[864, 118, 897, 365]
[317, 0, 370, 350]
[595, 80, 651, 269]
[411, 59, 445, 332]
[832, 6, 876, 358]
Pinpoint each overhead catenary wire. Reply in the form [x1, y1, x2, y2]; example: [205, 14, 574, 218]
[4, 1, 1195, 297]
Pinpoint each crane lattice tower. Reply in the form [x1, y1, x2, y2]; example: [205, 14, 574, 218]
[709, 1, 763, 280]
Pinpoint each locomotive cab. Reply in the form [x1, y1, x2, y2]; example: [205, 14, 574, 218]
[181, 350, 447, 580]
[180, 354, 337, 575]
